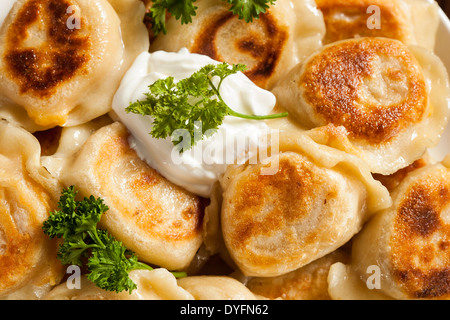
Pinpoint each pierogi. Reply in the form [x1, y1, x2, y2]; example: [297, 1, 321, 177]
[150, 0, 326, 89]
[0, 0, 149, 131]
[1, 0, 449, 301]
[0, 121, 63, 299]
[329, 157, 450, 300]
[42, 121, 206, 271]
[272, 37, 450, 175]
[315, 0, 439, 50]
[219, 127, 391, 277]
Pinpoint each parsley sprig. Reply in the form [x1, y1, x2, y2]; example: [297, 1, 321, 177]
[125, 62, 288, 152]
[227, 0, 276, 22]
[43, 186, 186, 293]
[148, 0, 276, 35]
[149, 0, 198, 35]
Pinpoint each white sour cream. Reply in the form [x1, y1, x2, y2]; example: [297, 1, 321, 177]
[0, 0, 16, 29]
[112, 49, 277, 197]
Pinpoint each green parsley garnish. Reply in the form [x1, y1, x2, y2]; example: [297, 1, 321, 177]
[148, 0, 276, 35]
[43, 186, 186, 294]
[125, 62, 288, 152]
[227, 0, 277, 22]
[149, 0, 198, 35]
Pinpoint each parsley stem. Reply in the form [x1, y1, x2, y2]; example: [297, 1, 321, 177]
[226, 107, 289, 120]
[88, 230, 106, 249]
[132, 261, 154, 272]
[208, 77, 289, 121]
[170, 271, 188, 278]
[131, 261, 187, 278]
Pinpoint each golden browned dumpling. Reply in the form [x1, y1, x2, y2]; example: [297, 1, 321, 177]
[330, 157, 450, 300]
[272, 37, 450, 175]
[149, 0, 325, 89]
[42, 121, 206, 271]
[219, 127, 391, 277]
[246, 248, 350, 300]
[0, 0, 149, 131]
[0, 121, 63, 299]
[316, 0, 439, 50]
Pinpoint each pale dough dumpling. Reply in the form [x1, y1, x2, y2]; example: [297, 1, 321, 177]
[177, 276, 258, 300]
[220, 126, 391, 277]
[42, 121, 206, 271]
[272, 37, 450, 175]
[44, 269, 195, 300]
[373, 156, 430, 192]
[330, 157, 450, 300]
[149, 0, 325, 89]
[0, 0, 149, 131]
[316, 0, 439, 50]
[0, 121, 64, 299]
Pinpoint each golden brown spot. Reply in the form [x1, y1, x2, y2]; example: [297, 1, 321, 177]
[94, 126, 204, 243]
[316, 0, 411, 44]
[224, 154, 340, 270]
[390, 171, 450, 299]
[191, 11, 287, 89]
[0, 231, 35, 291]
[399, 189, 441, 237]
[4, 0, 90, 98]
[300, 38, 427, 144]
[232, 157, 315, 246]
[192, 11, 234, 61]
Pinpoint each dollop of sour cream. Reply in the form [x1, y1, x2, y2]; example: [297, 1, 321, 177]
[112, 49, 277, 197]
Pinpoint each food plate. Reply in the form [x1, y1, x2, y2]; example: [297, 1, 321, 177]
[1, 0, 450, 301]
[429, 7, 450, 161]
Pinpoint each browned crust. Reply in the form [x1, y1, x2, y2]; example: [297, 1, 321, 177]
[299, 37, 427, 144]
[94, 125, 205, 243]
[3, 0, 91, 98]
[222, 153, 343, 271]
[316, 0, 411, 44]
[191, 11, 287, 89]
[390, 170, 450, 299]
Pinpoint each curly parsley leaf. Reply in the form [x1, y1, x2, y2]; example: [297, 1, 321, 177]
[149, 0, 198, 35]
[43, 186, 186, 294]
[147, 0, 276, 35]
[87, 230, 153, 293]
[125, 62, 288, 152]
[42, 186, 78, 239]
[226, 0, 276, 22]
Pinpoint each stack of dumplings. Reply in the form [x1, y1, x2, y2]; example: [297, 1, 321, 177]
[149, 0, 326, 90]
[0, 0, 449, 301]
[42, 121, 206, 271]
